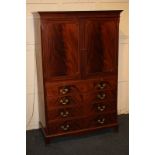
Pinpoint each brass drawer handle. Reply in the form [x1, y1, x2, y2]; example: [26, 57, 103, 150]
[97, 105, 106, 111]
[97, 93, 106, 100]
[61, 124, 70, 131]
[97, 118, 105, 124]
[60, 111, 69, 117]
[59, 98, 69, 105]
[60, 87, 69, 94]
[97, 82, 106, 89]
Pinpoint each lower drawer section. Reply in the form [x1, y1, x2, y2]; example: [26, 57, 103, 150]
[47, 113, 117, 135]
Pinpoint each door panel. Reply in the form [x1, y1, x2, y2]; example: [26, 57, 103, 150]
[85, 19, 118, 77]
[41, 20, 80, 80]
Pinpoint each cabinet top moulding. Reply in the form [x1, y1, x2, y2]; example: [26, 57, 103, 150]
[38, 10, 123, 18]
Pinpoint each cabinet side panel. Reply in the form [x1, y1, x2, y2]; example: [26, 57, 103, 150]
[36, 49, 46, 127]
[34, 16, 46, 128]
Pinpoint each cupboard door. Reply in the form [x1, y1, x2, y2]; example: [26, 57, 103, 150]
[84, 19, 118, 78]
[41, 20, 80, 81]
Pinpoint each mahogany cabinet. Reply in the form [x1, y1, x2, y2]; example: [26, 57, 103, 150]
[38, 11, 122, 143]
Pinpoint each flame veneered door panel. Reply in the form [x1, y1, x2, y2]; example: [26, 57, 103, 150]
[41, 19, 80, 81]
[84, 19, 118, 78]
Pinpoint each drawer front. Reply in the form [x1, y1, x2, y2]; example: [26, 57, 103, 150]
[47, 106, 84, 121]
[87, 102, 117, 115]
[93, 79, 116, 91]
[47, 118, 84, 134]
[45, 81, 92, 97]
[46, 84, 78, 97]
[45, 77, 116, 97]
[46, 95, 82, 109]
[84, 113, 117, 129]
[83, 90, 116, 104]
[47, 113, 117, 134]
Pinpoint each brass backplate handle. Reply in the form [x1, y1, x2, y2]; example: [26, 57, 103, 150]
[61, 124, 70, 131]
[97, 118, 105, 124]
[97, 93, 106, 100]
[60, 111, 69, 117]
[97, 105, 106, 111]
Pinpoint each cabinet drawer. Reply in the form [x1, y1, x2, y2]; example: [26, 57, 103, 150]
[46, 83, 77, 97]
[93, 79, 115, 91]
[45, 78, 116, 97]
[87, 102, 116, 114]
[47, 118, 84, 134]
[83, 90, 116, 103]
[47, 113, 117, 134]
[47, 105, 84, 121]
[84, 113, 117, 129]
[46, 95, 82, 109]
[45, 81, 92, 97]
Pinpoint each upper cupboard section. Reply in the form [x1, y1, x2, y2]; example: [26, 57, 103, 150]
[39, 11, 121, 81]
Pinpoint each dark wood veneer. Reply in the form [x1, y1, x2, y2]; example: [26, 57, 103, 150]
[37, 11, 122, 143]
